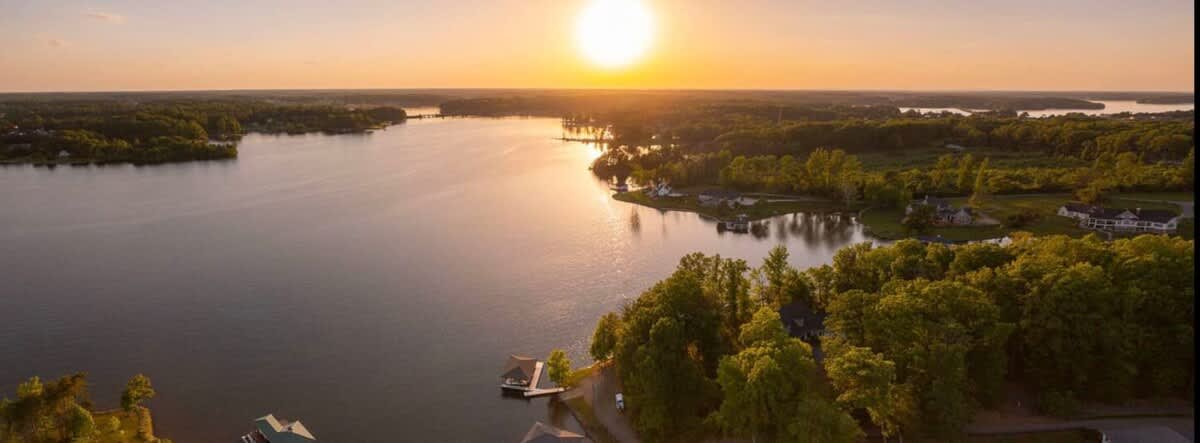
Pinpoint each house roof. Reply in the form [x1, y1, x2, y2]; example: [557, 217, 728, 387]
[1093, 207, 1178, 223]
[520, 422, 589, 443]
[501, 355, 537, 381]
[778, 299, 824, 339]
[254, 414, 316, 443]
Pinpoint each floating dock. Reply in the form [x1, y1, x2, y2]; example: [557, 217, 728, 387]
[500, 360, 567, 398]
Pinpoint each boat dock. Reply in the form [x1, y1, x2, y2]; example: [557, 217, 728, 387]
[500, 358, 567, 398]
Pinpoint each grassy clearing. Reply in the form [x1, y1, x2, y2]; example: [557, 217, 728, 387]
[860, 207, 1009, 242]
[562, 395, 618, 443]
[614, 190, 861, 221]
[563, 364, 600, 389]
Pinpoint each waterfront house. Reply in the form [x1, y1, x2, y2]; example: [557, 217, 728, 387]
[1057, 204, 1181, 234]
[778, 299, 825, 343]
[645, 181, 674, 198]
[501, 355, 538, 388]
[906, 195, 974, 225]
[240, 414, 316, 443]
[520, 422, 590, 443]
[1057, 202, 1101, 220]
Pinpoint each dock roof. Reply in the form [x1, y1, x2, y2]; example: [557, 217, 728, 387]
[502, 355, 538, 381]
[520, 422, 589, 443]
[254, 414, 316, 443]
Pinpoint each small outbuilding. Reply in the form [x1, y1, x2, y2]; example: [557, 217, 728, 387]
[501, 355, 538, 388]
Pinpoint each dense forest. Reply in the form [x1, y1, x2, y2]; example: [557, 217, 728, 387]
[0, 100, 407, 164]
[0, 373, 167, 443]
[588, 234, 1193, 442]
[578, 103, 1193, 203]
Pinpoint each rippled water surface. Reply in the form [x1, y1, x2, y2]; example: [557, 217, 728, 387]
[0, 117, 870, 442]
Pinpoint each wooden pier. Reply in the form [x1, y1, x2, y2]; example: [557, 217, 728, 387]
[500, 360, 567, 398]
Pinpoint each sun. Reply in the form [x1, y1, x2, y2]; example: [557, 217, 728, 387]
[576, 0, 654, 69]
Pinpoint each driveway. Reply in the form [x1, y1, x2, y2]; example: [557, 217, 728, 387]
[568, 364, 641, 443]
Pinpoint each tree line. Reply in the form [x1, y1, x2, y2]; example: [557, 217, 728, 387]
[0, 100, 407, 164]
[1, 372, 164, 443]
[587, 234, 1193, 442]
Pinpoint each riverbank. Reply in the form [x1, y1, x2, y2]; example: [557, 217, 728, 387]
[612, 189, 864, 222]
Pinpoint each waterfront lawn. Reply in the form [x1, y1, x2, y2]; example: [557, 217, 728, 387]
[613, 190, 861, 221]
[861, 193, 1185, 241]
[860, 207, 1009, 242]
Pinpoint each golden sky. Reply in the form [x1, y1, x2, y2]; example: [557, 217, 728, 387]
[0, 0, 1193, 92]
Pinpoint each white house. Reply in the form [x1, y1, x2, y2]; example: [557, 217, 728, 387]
[1057, 203, 1181, 234]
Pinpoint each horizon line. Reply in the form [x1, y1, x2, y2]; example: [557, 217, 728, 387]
[0, 87, 1194, 95]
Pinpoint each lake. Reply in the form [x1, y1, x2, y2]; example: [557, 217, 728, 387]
[900, 100, 1194, 117]
[0, 117, 869, 442]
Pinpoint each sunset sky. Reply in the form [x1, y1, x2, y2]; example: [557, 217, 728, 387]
[0, 0, 1193, 92]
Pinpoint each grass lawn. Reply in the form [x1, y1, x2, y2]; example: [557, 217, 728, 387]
[613, 190, 862, 221]
[862, 193, 1190, 242]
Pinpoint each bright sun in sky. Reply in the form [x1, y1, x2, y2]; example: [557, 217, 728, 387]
[576, 0, 655, 69]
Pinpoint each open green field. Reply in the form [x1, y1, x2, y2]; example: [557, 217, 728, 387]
[861, 192, 1191, 242]
[613, 190, 863, 221]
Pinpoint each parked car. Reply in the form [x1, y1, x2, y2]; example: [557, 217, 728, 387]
[615, 393, 625, 411]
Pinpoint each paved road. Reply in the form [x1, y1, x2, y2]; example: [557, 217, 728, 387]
[569, 364, 641, 443]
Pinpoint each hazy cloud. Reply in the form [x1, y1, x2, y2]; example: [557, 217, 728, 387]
[83, 11, 125, 24]
[47, 38, 67, 47]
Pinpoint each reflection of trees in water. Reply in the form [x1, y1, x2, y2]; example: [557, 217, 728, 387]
[630, 208, 641, 233]
[750, 221, 770, 239]
[546, 396, 572, 429]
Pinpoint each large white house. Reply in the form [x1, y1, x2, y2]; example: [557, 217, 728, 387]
[1057, 202, 1180, 234]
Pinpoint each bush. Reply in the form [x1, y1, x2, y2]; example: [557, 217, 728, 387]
[1003, 209, 1041, 228]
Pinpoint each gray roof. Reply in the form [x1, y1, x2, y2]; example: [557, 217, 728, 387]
[520, 422, 589, 443]
[778, 299, 824, 340]
[501, 355, 537, 381]
[254, 414, 316, 443]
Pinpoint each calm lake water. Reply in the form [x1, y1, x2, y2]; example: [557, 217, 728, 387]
[900, 100, 1194, 117]
[0, 117, 868, 442]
